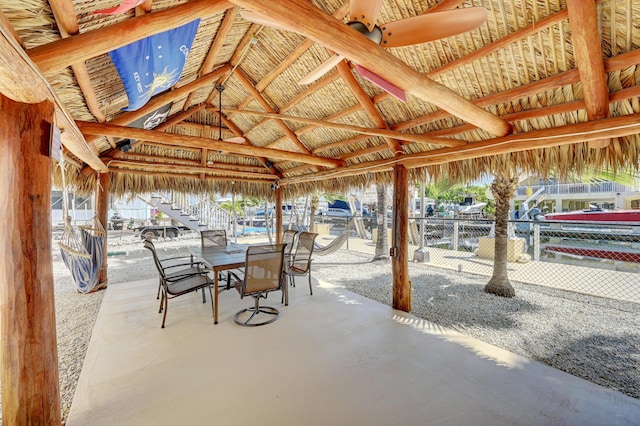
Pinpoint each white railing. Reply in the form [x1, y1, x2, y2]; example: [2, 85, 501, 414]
[516, 182, 635, 196]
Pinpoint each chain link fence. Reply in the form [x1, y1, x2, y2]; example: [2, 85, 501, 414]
[315, 216, 640, 304]
[403, 217, 640, 304]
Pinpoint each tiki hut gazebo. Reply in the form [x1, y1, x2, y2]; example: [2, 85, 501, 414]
[1, 0, 639, 422]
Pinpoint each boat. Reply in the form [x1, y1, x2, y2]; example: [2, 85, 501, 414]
[539, 208, 640, 263]
[542, 208, 640, 223]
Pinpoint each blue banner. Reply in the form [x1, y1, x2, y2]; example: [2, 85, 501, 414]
[109, 19, 200, 111]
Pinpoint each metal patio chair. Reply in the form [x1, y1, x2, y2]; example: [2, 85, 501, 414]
[288, 232, 318, 295]
[229, 244, 286, 327]
[201, 229, 228, 247]
[144, 238, 203, 300]
[144, 240, 214, 328]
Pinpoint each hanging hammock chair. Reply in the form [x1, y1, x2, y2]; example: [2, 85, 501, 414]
[56, 159, 106, 293]
[58, 216, 106, 293]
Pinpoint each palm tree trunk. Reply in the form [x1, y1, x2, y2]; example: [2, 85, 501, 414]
[373, 184, 390, 261]
[484, 174, 517, 297]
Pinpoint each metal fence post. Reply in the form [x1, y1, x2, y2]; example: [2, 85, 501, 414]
[453, 221, 459, 251]
[533, 223, 540, 261]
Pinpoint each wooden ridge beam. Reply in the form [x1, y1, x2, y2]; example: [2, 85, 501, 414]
[77, 121, 345, 168]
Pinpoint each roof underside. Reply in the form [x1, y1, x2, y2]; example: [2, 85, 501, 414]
[1, 0, 639, 197]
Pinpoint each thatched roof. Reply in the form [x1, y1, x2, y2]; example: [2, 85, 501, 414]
[2, 0, 640, 197]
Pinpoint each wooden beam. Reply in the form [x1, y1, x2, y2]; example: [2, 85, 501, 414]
[111, 168, 267, 184]
[0, 95, 61, 424]
[226, 108, 466, 147]
[336, 61, 402, 154]
[235, 69, 313, 154]
[85, 64, 232, 149]
[201, 7, 239, 75]
[392, 165, 411, 312]
[392, 48, 640, 133]
[280, 112, 640, 185]
[108, 160, 274, 179]
[275, 187, 283, 243]
[49, 0, 106, 124]
[77, 121, 345, 168]
[254, 3, 349, 92]
[28, 0, 233, 74]
[0, 21, 106, 171]
[96, 172, 109, 288]
[566, 0, 610, 149]
[229, 0, 510, 137]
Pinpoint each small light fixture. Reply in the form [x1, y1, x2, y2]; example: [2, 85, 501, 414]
[271, 180, 280, 191]
[119, 140, 132, 152]
[265, 160, 274, 168]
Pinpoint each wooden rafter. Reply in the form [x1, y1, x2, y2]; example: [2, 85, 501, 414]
[335, 61, 402, 155]
[280, 112, 640, 185]
[107, 159, 274, 180]
[78, 121, 345, 168]
[229, 0, 510, 137]
[49, 0, 107, 131]
[29, 0, 233, 74]
[235, 69, 313, 154]
[225, 109, 467, 147]
[566, 0, 610, 149]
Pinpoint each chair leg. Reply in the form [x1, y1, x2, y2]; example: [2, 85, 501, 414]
[161, 294, 168, 328]
[159, 289, 165, 313]
[201, 287, 206, 303]
[308, 273, 313, 296]
[157, 277, 162, 300]
[208, 286, 215, 321]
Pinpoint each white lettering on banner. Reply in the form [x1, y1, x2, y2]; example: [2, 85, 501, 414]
[133, 72, 143, 94]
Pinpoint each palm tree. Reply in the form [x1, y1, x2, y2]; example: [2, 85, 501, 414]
[372, 183, 390, 261]
[309, 191, 343, 232]
[484, 173, 518, 298]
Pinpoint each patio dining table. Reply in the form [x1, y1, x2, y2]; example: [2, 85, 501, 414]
[189, 244, 289, 324]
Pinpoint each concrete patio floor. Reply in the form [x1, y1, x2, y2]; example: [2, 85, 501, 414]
[67, 275, 640, 425]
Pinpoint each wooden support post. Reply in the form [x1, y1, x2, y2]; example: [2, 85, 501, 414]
[0, 94, 61, 425]
[392, 165, 411, 312]
[275, 186, 283, 244]
[96, 172, 109, 288]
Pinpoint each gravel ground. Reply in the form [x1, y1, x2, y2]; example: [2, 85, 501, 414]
[2, 232, 638, 424]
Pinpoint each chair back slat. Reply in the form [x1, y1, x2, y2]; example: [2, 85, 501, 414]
[243, 244, 286, 294]
[201, 229, 227, 247]
[144, 240, 166, 278]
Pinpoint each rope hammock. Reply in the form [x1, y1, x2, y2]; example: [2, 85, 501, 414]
[57, 158, 106, 293]
[313, 230, 351, 256]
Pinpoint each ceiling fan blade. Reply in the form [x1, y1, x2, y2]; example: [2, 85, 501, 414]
[349, 0, 383, 32]
[355, 65, 406, 103]
[223, 136, 246, 144]
[298, 53, 344, 85]
[240, 10, 299, 33]
[381, 7, 488, 48]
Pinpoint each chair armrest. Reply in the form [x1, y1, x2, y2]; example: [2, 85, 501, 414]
[227, 268, 244, 283]
[159, 254, 194, 263]
[161, 261, 204, 272]
[165, 269, 210, 283]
